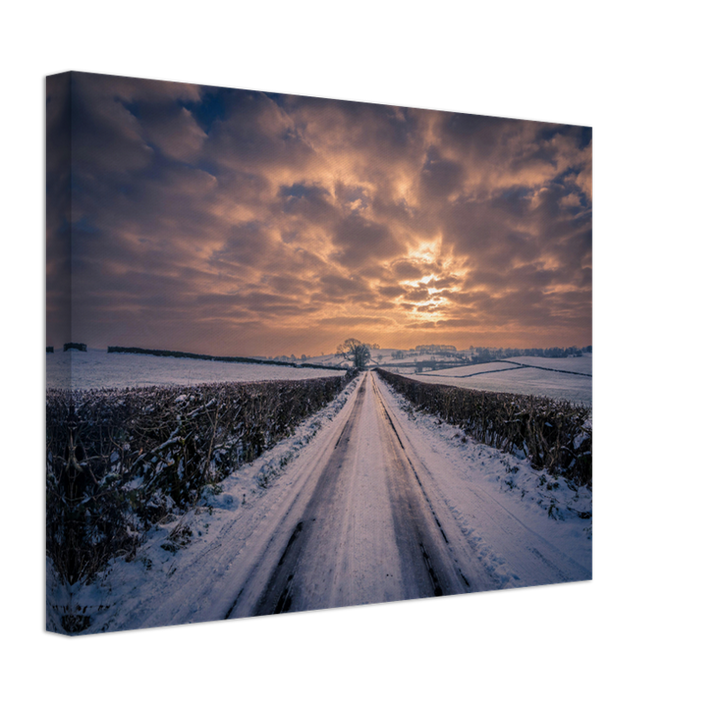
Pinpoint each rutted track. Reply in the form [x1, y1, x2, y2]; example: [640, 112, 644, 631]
[226, 372, 496, 619]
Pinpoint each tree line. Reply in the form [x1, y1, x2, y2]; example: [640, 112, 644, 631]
[469, 345, 591, 363]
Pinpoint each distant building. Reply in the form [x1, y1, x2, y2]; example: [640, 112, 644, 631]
[413, 344, 457, 354]
[63, 342, 87, 352]
[46, 346, 54, 353]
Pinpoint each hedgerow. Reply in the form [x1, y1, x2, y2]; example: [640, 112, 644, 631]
[376, 369, 591, 488]
[46, 372, 356, 584]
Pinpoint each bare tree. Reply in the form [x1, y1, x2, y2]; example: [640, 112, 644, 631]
[337, 338, 372, 369]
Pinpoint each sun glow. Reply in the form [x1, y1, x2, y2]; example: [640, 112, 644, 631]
[389, 238, 472, 324]
[407, 238, 441, 264]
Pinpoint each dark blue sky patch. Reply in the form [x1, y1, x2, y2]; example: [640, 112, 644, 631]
[187, 87, 232, 133]
[492, 186, 534, 217]
[278, 182, 337, 220]
[279, 183, 330, 200]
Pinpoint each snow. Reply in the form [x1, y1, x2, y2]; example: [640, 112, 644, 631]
[376, 375, 592, 575]
[417, 355, 593, 379]
[49, 375, 364, 633]
[46, 349, 345, 390]
[379, 354, 592, 405]
[53, 371, 590, 634]
[504, 353, 593, 375]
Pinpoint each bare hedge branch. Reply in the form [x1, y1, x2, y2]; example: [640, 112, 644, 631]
[46, 372, 356, 584]
[376, 369, 591, 487]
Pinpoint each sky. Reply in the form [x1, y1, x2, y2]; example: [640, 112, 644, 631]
[46, 72, 591, 358]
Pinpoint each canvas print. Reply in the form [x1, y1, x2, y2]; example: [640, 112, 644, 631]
[46, 72, 592, 635]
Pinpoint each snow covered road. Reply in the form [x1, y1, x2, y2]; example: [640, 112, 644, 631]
[234, 373, 496, 617]
[63, 370, 590, 633]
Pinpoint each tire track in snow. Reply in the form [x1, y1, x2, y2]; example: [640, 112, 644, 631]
[370, 374, 500, 595]
[240, 372, 492, 618]
[251, 377, 371, 615]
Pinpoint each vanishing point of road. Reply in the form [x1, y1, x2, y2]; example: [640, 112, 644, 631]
[225, 372, 500, 618]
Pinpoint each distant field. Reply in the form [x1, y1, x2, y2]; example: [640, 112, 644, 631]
[504, 354, 592, 375]
[397, 353, 592, 405]
[46, 350, 345, 390]
[420, 361, 521, 377]
[45, 349, 591, 402]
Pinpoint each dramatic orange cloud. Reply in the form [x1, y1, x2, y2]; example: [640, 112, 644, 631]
[47, 72, 592, 357]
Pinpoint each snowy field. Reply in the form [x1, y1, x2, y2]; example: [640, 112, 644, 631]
[390, 354, 593, 406]
[504, 354, 592, 375]
[43, 347, 590, 405]
[49, 372, 590, 634]
[420, 353, 592, 378]
[420, 361, 521, 377]
[46, 349, 345, 390]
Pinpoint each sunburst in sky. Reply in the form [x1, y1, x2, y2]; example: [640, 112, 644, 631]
[47, 72, 591, 357]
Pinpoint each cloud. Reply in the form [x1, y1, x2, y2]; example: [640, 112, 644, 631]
[142, 106, 207, 162]
[331, 213, 401, 267]
[390, 259, 427, 280]
[46, 72, 592, 354]
[420, 147, 465, 199]
[276, 182, 337, 228]
[317, 315, 398, 328]
[206, 90, 315, 176]
[377, 284, 406, 298]
[402, 286, 433, 303]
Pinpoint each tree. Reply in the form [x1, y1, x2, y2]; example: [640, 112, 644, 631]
[337, 338, 372, 369]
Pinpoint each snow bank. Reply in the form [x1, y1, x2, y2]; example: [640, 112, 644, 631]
[376, 375, 592, 577]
